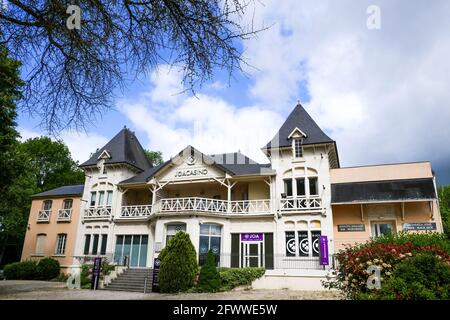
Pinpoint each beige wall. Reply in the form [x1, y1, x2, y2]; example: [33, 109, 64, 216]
[332, 201, 441, 251]
[248, 181, 270, 200]
[21, 196, 81, 272]
[330, 162, 433, 184]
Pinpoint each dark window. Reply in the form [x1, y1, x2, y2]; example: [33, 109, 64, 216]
[90, 192, 96, 207]
[309, 177, 318, 196]
[230, 234, 240, 268]
[63, 199, 73, 209]
[264, 233, 274, 270]
[298, 231, 309, 257]
[283, 179, 293, 197]
[83, 235, 91, 255]
[42, 200, 52, 210]
[92, 234, 99, 255]
[311, 231, 322, 257]
[100, 234, 108, 255]
[285, 231, 296, 257]
[296, 178, 306, 196]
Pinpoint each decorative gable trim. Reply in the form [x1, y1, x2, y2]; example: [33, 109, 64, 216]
[287, 127, 307, 139]
[97, 149, 111, 160]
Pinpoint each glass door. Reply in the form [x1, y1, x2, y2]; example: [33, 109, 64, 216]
[371, 222, 395, 238]
[241, 242, 264, 268]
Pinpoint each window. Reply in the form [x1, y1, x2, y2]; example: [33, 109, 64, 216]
[63, 199, 73, 210]
[296, 178, 306, 196]
[284, 220, 322, 257]
[106, 191, 113, 206]
[98, 191, 105, 207]
[371, 222, 394, 238]
[294, 139, 303, 158]
[283, 179, 293, 197]
[83, 235, 91, 255]
[92, 234, 99, 255]
[102, 166, 107, 175]
[166, 223, 186, 244]
[309, 177, 318, 196]
[100, 234, 108, 255]
[35, 234, 47, 255]
[114, 235, 148, 267]
[90, 192, 96, 207]
[55, 234, 67, 255]
[42, 200, 52, 211]
[199, 224, 222, 266]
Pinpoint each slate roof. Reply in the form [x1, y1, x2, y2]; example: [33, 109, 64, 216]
[79, 128, 152, 171]
[263, 103, 334, 149]
[119, 151, 274, 185]
[31, 185, 84, 198]
[331, 178, 436, 204]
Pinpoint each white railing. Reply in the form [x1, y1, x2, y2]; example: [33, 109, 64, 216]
[83, 207, 112, 220]
[279, 196, 322, 211]
[37, 210, 51, 222]
[57, 209, 72, 221]
[120, 205, 152, 219]
[230, 200, 271, 214]
[159, 197, 228, 213]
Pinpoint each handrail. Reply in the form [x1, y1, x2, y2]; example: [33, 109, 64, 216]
[57, 208, 72, 221]
[37, 209, 51, 222]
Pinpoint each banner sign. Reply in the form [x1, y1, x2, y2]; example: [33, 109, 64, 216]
[319, 236, 329, 266]
[90, 257, 102, 290]
[403, 223, 437, 231]
[338, 224, 365, 232]
[151, 258, 161, 293]
[240, 233, 264, 242]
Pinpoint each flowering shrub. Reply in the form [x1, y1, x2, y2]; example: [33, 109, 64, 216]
[323, 234, 450, 299]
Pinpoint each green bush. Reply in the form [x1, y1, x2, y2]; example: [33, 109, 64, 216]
[367, 232, 450, 253]
[80, 264, 91, 289]
[198, 250, 221, 292]
[3, 260, 38, 280]
[158, 231, 198, 293]
[37, 258, 60, 280]
[359, 253, 450, 300]
[219, 268, 266, 291]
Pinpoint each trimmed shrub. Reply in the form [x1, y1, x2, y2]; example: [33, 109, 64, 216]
[3, 260, 39, 280]
[219, 268, 266, 291]
[359, 253, 450, 300]
[80, 264, 91, 289]
[198, 250, 221, 292]
[37, 258, 60, 280]
[158, 231, 198, 293]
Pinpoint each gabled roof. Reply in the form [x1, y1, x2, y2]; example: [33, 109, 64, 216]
[79, 127, 152, 171]
[263, 103, 334, 150]
[118, 149, 274, 185]
[31, 185, 84, 198]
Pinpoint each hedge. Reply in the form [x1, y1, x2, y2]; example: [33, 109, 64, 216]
[3, 258, 60, 280]
[219, 267, 266, 291]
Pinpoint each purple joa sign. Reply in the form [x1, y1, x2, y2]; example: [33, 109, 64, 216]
[240, 233, 264, 242]
[319, 235, 329, 266]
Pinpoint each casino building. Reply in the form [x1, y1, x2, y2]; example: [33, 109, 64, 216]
[22, 103, 443, 289]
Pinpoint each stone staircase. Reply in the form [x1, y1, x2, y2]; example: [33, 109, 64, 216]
[104, 268, 153, 293]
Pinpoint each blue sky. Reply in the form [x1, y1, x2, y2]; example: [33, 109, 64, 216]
[17, 0, 450, 184]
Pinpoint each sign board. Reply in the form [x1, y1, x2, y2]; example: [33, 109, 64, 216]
[403, 223, 437, 231]
[337, 224, 366, 232]
[151, 258, 161, 293]
[319, 236, 329, 266]
[90, 257, 102, 290]
[240, 233, 264, 242]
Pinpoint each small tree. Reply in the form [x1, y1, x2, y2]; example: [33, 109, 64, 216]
[158, 232, 198, 293]
[198, 250, 221, 292]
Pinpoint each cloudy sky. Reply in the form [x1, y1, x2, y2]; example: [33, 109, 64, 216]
[18, 0, 450, 184]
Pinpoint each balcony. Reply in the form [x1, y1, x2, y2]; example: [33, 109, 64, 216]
[37, 210, 51, 222]
[57, 209, 72, 222]
[119, 205, 152, 219]
[279, 196, 323, 212]
[83, 207, 112, 221]
[159, 197, 229, 214]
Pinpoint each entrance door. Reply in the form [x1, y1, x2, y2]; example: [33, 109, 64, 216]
[371, 222, 395, 238]
[241, 242, 263, 268]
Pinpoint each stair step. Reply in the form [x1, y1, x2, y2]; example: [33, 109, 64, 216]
[104, 268, 155, 293]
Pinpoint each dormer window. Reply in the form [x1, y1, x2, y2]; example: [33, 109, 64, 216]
[294, 139, 303, 158]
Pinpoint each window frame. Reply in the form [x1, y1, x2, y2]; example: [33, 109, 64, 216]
[55, 233, 67, 255]
[293, 138, 303, 158]
[284, 220, 322, 258]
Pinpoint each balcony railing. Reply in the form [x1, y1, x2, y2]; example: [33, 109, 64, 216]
[83, 207, 112, 220]
[37, 210, 51, 222]
[230, 200, 271, 214]
[159, 197, 229, 213]
[57, 209, 72, 222]
[279, 196, 322, 211]
[120, 205, 152, 219]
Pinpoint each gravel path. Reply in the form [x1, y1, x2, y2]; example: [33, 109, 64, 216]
[0, 280, 342, 300]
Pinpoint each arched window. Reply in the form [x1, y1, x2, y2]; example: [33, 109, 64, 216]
[284, 220, 322, 258]
[165, 223, 186, 244]
[35, 234, 47, 255]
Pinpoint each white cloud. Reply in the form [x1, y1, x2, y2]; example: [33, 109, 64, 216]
[18, 127, 109, 164]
